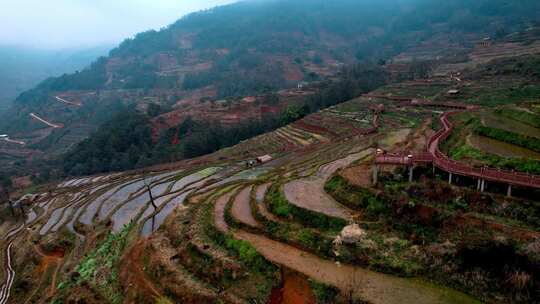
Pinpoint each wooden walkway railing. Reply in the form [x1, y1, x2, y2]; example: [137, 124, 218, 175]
[376, 104, 540, 189]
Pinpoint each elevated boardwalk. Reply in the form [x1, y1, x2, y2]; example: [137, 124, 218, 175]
[375, 102, 540, 192]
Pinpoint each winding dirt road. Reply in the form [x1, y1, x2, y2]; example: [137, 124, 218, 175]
[29, 113, 62, 128]
[55, 96, 81, 107]
[0, 242, 15, 304]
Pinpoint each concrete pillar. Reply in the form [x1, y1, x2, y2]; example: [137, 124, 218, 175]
[372, 165, 379, 185]
[477, 179, 481, 190]
[409, 166, 414, 182]
[480, 179, 485, 192]
[507, 185, 512, 198]
[448, 172, 453, 185]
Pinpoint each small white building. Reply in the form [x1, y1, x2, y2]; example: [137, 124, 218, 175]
[256, 155, 273, 164]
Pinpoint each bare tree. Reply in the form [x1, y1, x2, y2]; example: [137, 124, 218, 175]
[342, 268, 366, 304]
[143, 176, 157, 232]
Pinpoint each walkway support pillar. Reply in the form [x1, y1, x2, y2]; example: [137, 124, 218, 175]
[448, 172, 453, 185]
[409, 166, 414, 183]
[507, 185, 512, 198]
[480, 179, 485, 192]
[477, 179, 481, 190]
[373, 165, 379, 186]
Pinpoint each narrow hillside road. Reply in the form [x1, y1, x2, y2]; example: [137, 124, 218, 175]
[1, 137, 25, 145]
[29, 113, 62, 128]
[0, 242, 15, 304]
[55, 96, 81, 106]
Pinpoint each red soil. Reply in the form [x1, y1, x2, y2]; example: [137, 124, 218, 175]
[268, 268, 316, 304]
[119, 240, 161, 303]
[35, 247, 64, 274]
[340, 164, 373, 187]
[33, 245, 65, 298]
[293, 120, 337, 138]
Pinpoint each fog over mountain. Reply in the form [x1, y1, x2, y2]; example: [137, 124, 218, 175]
[0, 1, 540, 304]
[0, 0, 235, 49]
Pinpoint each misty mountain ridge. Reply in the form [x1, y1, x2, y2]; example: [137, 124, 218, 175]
[0, 0, 539, 177]
[0, 45, 111, 111]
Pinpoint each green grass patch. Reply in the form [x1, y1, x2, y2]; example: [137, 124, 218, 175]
[495, 108, 540, 128]
[325, 175, 391, 220]
[202, 194, 277, 276]
[382, 111, 420, 128]
[473, 121, 540, 153]
[443, 114, 540, 174]
[54, 224, 134, 304]
[309, 280, 340, 304]
[467, 85, 540, 106]
[266, 183, 346, 232]
[450, 144, 540, 175]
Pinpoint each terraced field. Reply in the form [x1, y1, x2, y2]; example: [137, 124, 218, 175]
[1, 86, 539, 304]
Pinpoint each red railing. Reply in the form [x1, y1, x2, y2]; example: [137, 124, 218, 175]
[376, 107, 540, 189]
[430, 111, 540, 188]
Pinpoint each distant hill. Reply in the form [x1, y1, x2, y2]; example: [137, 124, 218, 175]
[0, 45, 111, 112]
[4, 0, 538, 126]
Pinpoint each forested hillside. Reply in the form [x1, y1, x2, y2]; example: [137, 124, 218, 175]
[7, 0, 539, 109]
[1, 0, 539, 179]
[57, 64, 388, 177]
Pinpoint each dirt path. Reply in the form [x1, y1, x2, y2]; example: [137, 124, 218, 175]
[0, 242, 14, 304]
[215, 191, 237, 233]
[1, 137, 25, 145]
[55, 96, 81, 106]
[33, 245, 65, 298]
[119, 240, 161, 300]
[235, 230, 478, 304]
[231, 186, 260, 228]
[29, 113, 62, 128]
[283, 149, 373, 220]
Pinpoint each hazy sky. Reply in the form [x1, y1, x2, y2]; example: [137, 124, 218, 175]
[0, 0, 236, 49]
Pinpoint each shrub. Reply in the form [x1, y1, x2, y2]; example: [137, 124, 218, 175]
[325, 175, 391, 220]
[267, 184, 346, 231]
[309, 280, 339, 304]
